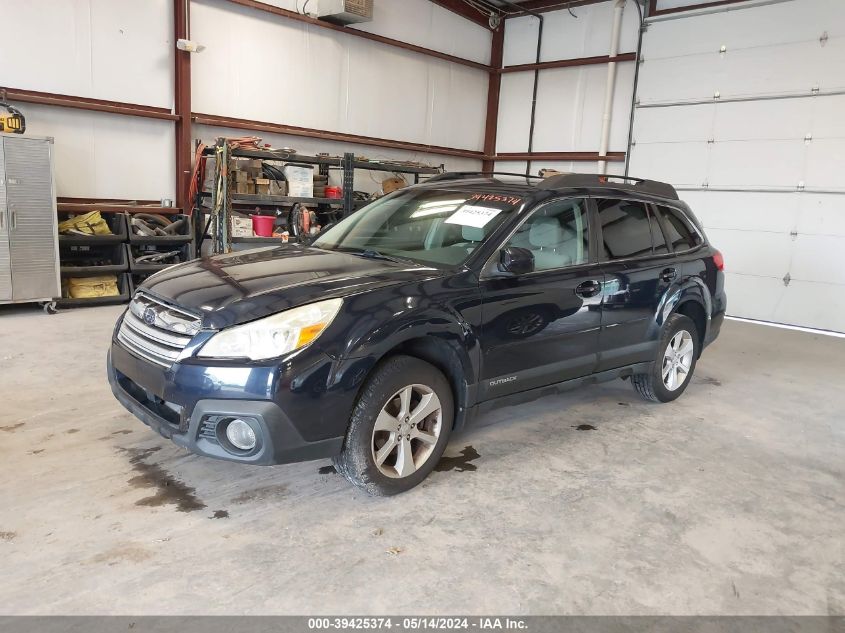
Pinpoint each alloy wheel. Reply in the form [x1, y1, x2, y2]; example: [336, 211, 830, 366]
[662, 329, 694, 391]
[371, 384, 443, 478]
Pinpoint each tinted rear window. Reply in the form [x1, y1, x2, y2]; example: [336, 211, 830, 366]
[657, 205, 702, 251]
[597, 199, 654, 259]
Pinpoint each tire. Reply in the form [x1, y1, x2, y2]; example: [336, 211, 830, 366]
[632, 313, 699, 403]
[332, 355, 454, 496]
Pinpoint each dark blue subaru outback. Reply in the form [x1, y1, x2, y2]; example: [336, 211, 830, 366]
[108, 173, 726, 495]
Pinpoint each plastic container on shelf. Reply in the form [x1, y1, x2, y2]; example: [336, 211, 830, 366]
[56, 273, 132, 308]
[58, 213, 127, 245]
[129, 243, 194, 273]
[60, 243, 129, 274]
[128, 213, 192, 244]
[252, 215, 276, 237]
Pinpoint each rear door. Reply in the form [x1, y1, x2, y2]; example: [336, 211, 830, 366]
[477, 197, 604, 400]
[595, 197, 676, 371]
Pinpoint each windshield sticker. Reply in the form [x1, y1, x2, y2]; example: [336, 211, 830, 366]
[445, 205, 503, 228]
[469, 193, 523, 206]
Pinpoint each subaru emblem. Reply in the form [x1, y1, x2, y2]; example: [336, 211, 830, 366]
[143, 307, 157, 326]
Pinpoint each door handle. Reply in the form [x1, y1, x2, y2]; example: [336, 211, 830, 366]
[575, 280, 602, 298]
[10, 210, 16, 231]
[660, 267, 677, 282]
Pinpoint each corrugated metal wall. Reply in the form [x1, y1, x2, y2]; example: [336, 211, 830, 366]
[629, 0, 845, 332]
[495, 1, 641, 175]
[0, 0, 491, 200]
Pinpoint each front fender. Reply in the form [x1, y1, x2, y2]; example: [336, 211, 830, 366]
[316, 271, 483, 412]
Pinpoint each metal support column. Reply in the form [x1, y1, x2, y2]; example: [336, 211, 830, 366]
[342, 153, 355, 218]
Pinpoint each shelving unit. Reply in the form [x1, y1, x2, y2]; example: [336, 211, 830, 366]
[199, 142, 443, 253]
[55, 208, 195, 308]
[56, 214, 132, 308]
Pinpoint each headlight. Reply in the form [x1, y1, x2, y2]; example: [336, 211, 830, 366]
[197, 298, 343, 361]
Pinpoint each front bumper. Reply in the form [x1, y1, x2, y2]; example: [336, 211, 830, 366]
[107, 339, 349, 465]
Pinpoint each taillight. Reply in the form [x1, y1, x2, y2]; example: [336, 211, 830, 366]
[713, 250, 724, 271]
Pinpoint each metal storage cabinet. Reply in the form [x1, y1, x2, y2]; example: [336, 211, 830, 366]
[0, 134, 60, 307]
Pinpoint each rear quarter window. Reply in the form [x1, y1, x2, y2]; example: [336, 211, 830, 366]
[657, 205, 702, 251]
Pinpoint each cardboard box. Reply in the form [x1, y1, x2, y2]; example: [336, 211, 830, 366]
[233, 170, 248, 183]
[284, 164, 315, 198]
[231, 216, 253, 238]
[247, 159, 263, 179]
[235, 182, 250, 195]
[255, 178, 270, 195]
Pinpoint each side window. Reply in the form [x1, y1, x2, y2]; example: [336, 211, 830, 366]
[657, 205, 701, 251]
[505, 198, 589, 271]
[597, 199, 654, 259]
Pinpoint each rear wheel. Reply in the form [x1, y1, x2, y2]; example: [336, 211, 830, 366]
[333, 355, 453, 496]
[632, 313, 699, 403]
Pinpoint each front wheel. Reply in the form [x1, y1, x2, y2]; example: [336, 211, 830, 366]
[333, 355, 453, 496]
[632, 313, 699, 403]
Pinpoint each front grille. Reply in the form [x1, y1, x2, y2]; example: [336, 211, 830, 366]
[117, 293, 201, 368]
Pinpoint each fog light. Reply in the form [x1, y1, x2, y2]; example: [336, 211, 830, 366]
[225, 419, 257, 451]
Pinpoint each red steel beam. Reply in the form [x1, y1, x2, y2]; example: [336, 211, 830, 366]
[494, 151, 626, 161]
[648, 0, 750, 16]
[222, 0, 491, 71]
[58, 203, 183, 215]
[500, 52, 636, 73]
[58, 196, 162, 205]
[504, 0, 610, 15]
[428, 0, 492, 29]
[482, 27, 505, 172]
[0, 87, 177, 121]
[193, 112, 485, 160]
[174, 0, 192, 210]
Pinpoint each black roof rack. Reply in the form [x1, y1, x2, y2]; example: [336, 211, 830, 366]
[537, 173, 678, 200]
[425, 171, 544, 183]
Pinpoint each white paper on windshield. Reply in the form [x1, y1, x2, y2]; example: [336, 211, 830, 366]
[444, 205, 502, 228]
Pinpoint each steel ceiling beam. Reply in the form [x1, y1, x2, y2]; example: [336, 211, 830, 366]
[0, 87, 177, 121]
[223, 0, 491, 71]
[501, 0, 611, 16]
[428, 0, 493, 29]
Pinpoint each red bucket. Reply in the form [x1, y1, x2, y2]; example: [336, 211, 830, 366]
[252, 215, 275, 237]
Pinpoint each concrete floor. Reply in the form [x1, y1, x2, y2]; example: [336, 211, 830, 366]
[0, 304, 842, 615]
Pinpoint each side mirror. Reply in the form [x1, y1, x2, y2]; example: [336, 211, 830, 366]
[498, 246, 534, 275]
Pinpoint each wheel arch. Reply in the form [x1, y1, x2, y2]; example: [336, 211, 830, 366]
[380, 335, 474, 432]
[674, 300, 707, 354]
[657, 276, 712, 356]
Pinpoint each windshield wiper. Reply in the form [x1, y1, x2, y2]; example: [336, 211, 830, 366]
[350, 249, 412, 264]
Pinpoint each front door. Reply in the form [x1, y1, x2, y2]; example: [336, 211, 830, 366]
[478, 198, 604, 401]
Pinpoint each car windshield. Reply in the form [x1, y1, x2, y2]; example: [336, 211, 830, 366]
[311, 188, 524, 267]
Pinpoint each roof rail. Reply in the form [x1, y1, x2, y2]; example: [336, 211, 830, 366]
[537, 173, 679, 200]
[425, 171, 544, 183]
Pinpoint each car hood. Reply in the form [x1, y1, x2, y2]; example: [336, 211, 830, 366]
[140, 245, 445, 329]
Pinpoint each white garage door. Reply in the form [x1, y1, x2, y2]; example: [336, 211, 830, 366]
[628, 0, 845, 332]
